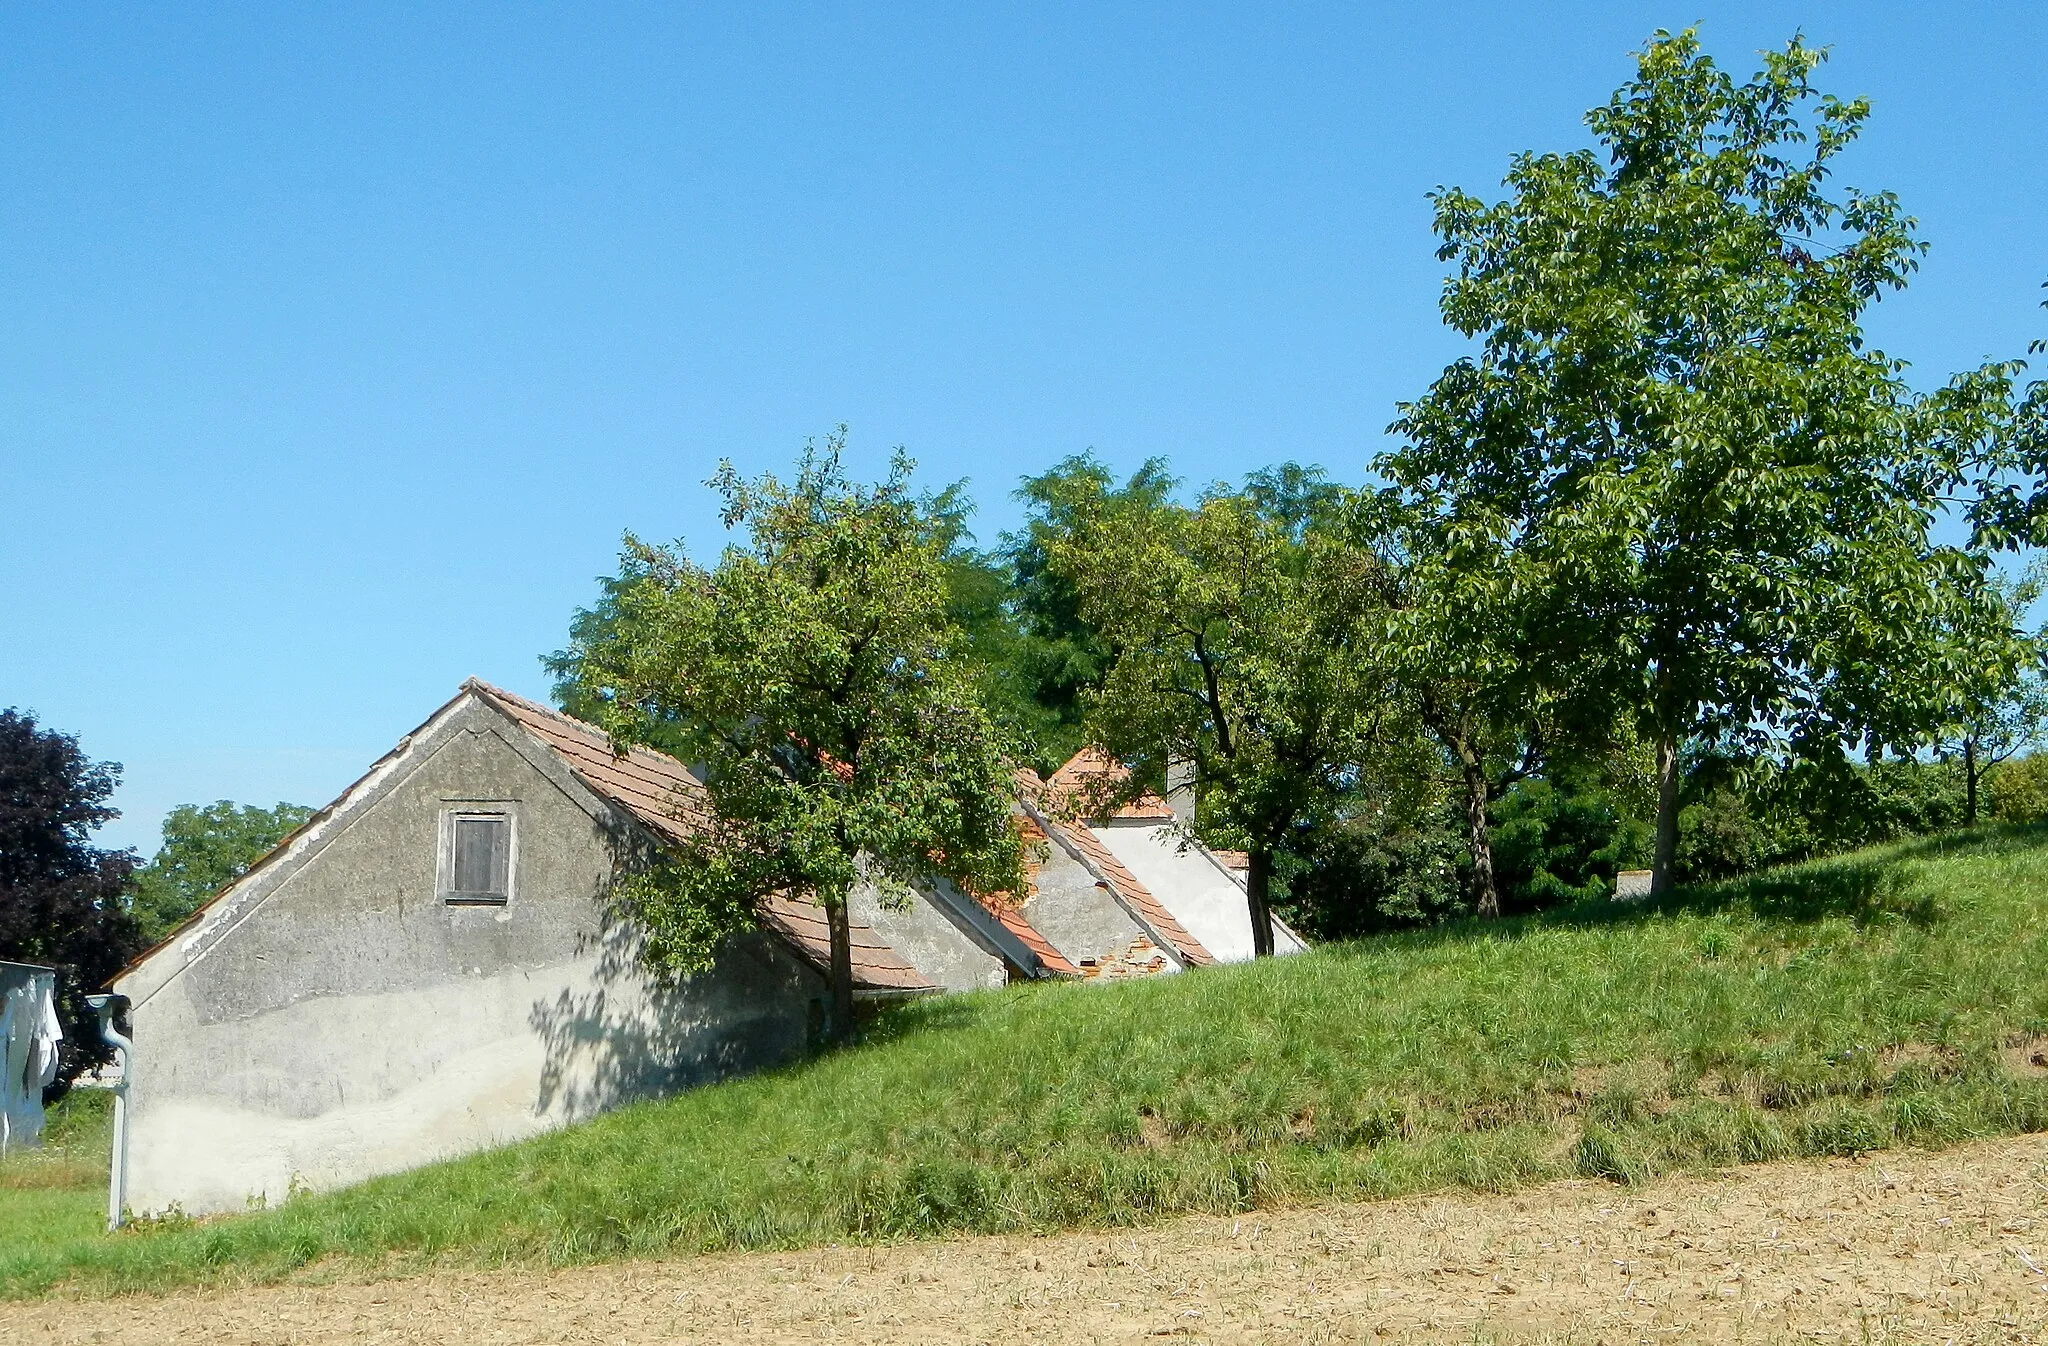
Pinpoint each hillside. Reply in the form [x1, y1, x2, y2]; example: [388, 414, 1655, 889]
[8, 824, 2048, 1298]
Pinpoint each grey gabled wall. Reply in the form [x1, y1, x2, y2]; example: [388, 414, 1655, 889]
[1022, 836, 1150, 968]
[848, 880, 1007, 992]
[116, 696, 826, 1216]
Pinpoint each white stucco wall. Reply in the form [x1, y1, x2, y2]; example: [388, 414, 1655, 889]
[1087, 823, 1307, 963]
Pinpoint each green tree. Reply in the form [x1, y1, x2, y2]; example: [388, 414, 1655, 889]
[556, 434, 1026, 1041]
[990, 454, 1179, 769]
[556, 474, 1070, 771]
[129, 801, 314, 944]
[1385, 30, 1986, 895]
[923, 481, 1074, 769]
[1380, 502, 1575, 917]
[1952, 283, 2048, 551]
[1050, 470, 1421, 955]
[1930, 560, 2048, 826]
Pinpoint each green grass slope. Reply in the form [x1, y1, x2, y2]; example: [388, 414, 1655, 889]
[10, 825, 2048, 1297]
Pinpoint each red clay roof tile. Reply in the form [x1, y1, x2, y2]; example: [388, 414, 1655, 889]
[472, 681, 934, 994]
[1045, 748, 1175, 821]
[1012, 770, 1213, 969]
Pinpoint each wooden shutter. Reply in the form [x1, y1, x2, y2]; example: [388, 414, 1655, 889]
[449, 815, 510, 902]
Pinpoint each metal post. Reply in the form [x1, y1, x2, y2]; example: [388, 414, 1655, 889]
[84, 995, 130, 1231]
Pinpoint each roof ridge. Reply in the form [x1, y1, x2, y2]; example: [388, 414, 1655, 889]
[465, 678, 619, 741]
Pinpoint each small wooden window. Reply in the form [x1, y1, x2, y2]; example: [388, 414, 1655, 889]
[444, 812, 511, 904]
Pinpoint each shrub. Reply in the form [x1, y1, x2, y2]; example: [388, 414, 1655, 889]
[1990, 754, 2048, 823]
[1490, 776, 1651, 910]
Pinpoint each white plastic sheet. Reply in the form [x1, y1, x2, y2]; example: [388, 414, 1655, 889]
[0, 961, 61, 1152]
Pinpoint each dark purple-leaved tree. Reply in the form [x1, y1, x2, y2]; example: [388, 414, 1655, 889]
[0, 708, 142, 1096]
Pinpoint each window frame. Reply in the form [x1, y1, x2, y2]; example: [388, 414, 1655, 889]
[437, 807, 517, 906]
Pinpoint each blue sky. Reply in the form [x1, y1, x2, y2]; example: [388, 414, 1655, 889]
[2, 4, 2043, 856]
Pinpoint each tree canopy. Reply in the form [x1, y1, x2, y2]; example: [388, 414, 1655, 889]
[1384, 29, 1993, 893]
[128, 800, 314, 945]
[526, 27, 2048, 975]
[1050, 468, 1423, 955]
[555, 433, 1025, 1039]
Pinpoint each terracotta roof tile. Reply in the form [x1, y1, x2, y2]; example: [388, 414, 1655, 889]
[472, 682, 713, 840]
[1045, 748, 1174, 820]
[471, 682, 934, 995]
[981, 893, 1080, 978]
[757, 894, 936, 994]
[934, 783, 1076, 979]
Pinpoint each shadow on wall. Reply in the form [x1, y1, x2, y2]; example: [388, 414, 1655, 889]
[526, 897, 814, 1121]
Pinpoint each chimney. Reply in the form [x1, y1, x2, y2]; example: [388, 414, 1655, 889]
[1165, 754, 1196, 823]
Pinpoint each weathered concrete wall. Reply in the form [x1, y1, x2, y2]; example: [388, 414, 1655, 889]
[849, 883, 1006, 992]
[1090, 822, 1307, 963]
[1022, 841, 1152, 970]
[117, 699, 826, 1216]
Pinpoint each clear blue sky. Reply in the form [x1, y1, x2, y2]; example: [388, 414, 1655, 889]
[3, 4, 2044, 856]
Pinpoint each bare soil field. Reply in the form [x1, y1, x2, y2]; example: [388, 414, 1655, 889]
[14, 1132, 2048, 1345]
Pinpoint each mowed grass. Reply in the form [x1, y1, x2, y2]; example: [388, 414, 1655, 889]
[0, 1090, 111, 1267]
[10, 825, 2048, 1298]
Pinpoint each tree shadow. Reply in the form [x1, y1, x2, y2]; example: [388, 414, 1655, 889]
[1561, 855, 1934, 931]
[525, 854, 822, 1121]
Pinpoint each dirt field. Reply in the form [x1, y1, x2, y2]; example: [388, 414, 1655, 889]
[13, 1133, 2048, 1344]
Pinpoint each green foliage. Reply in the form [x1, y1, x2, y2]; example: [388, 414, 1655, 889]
[1951, 281, 2048, 551]
[0, 709, 140, 1091]
[1928, 557, 2048, 824]
[1489, 774, 1650, 909]
[128, 802, 313, 945]
[1384, 29, 2005, 890]
[1275, 801, 1465, 940]
[12, 827, 2048, 1296]
[1048, 466, 1428, 953]
[553, 432, 1024, 1020]
[1677, 757, 1966, 883]
[1990, 754, 2048, 823]
[988, 453, 1181, 770]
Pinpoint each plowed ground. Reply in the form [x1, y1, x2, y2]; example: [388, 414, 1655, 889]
[14, 1132, 2048, 1344]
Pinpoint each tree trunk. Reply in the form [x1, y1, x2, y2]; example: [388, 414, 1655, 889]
[1460, 758, 1500, 918]
[826, 893, 855, 1045]
[1245, 846, 1276, 958]
[1651, 730, 1681, 897]
[1964, 737, 1979, 828]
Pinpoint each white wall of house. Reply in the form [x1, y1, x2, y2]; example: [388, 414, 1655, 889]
[1088, 822, 1307, 963]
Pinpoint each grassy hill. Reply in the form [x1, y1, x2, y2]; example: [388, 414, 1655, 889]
[9, 825, 2048, 1298]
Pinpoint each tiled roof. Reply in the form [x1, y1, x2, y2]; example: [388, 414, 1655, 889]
[472, 681, 934, 995]
[756, 895, 937, 994]
[1045, 748, 1175, 820]
[473, 682, 713, 841]
[1015, 769, 1214, 968]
